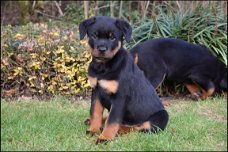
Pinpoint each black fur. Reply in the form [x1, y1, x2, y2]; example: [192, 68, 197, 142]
[130, 38, 227, 99]
[79, 16, 168, 144]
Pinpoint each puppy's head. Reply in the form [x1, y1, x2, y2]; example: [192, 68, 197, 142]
[79, 16, 132, 62]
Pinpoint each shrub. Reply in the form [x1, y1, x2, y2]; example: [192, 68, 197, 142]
[125, 3, 227, 66]
[1, 22, 92, 98]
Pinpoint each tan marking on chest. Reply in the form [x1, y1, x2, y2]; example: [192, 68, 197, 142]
[88, 76, 97, 88]
[98, 80, 119, 93]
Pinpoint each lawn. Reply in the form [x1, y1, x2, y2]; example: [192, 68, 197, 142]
[1, 96, 227, 151]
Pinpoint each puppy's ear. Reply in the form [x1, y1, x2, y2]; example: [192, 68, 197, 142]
[79, 17, 96, 40]
[115, 19, 132, 43]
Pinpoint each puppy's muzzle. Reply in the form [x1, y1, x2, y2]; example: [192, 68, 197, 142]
[98, 46, 107, 54]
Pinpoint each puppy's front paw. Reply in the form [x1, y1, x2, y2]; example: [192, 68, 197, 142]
[95, 134, 112, 145]
[95, 138, 109, 145]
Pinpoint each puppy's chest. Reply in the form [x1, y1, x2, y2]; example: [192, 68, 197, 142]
[88, 76, 119, 94]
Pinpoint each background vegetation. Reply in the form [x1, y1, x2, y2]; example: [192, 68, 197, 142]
[1, 22, 91, 99]
[1, 1, 227, 99]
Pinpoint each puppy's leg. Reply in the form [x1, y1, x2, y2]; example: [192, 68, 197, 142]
[189, 75, 215, 100]
[86, 90, 104, 135]
[96, 97, 125, 144]
[185, 83, 201, 100]
[134, 110, 169, 133]
[201, 87, 215, 100]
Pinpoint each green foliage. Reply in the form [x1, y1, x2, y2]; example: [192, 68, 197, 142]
[63, 2, 85, 25]
[18, 1, 29, 25]
[1, 22, 92, 98]
[63, 1, 96, 25]
[1, 97, 227, 151]
[125, 4, 227, 66]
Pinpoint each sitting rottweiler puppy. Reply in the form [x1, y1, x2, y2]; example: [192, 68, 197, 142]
[130, 38, 227, 100]
[79, 16, 169, 144]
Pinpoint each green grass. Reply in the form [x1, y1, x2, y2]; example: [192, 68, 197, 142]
[1, 96, 227, 151]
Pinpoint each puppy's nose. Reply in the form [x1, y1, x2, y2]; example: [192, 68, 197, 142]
[98, 46, 106, 53]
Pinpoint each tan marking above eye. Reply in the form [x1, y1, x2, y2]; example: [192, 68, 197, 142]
[98, 80, 119, 93]
[88, 76, 97, 88]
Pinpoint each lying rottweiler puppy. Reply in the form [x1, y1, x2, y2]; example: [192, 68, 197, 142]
[130, 38, 227, 100]
[79, 16, 169, 144]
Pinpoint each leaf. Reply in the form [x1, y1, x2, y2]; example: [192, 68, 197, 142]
[3, 89, 17, 96]
[2, 58, 9, 66]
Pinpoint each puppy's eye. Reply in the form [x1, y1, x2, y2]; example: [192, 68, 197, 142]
[109, 34, 116, 41]
[92, 34, 97, 40]
[92, 32, 98, 40]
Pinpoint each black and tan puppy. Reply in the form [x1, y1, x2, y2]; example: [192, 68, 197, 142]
[79, 16, 168, 144]
[130, 38, 227, 100]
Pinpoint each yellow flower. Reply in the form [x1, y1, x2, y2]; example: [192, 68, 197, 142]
[49, 31, 59, 38]
[28, 76, 36, 81]
[53, 31, 59, 37]
[63, 36, 68, 41]
[40, 56, 46, 61]
[14, 33, 25, 40]
[29, 61, 41, 70]
[48, 85, 55, 94]
[30, 53, 37, 59]
[2, 58, 9, 66]
[38, 36, 45, 46]
[13, 67, 23, 76]
[43, 30, 48, 33]
[40, 83, 44, 88]
[59, 85, 68, 91]
[38, 90, 43, 93]
[41, 73, 48, 80]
